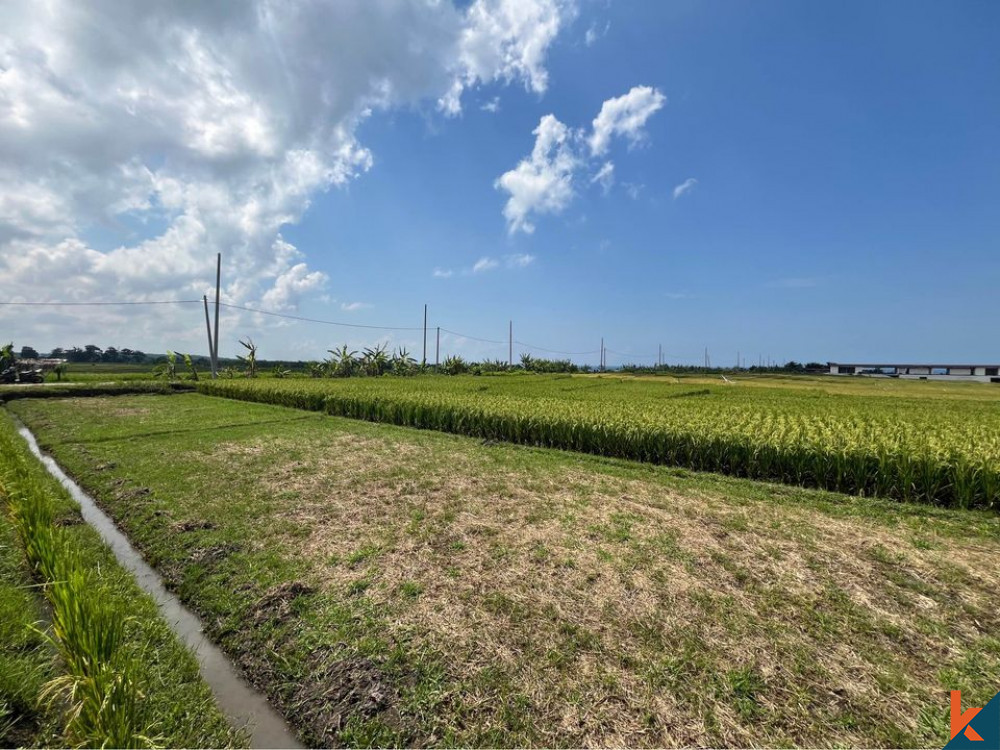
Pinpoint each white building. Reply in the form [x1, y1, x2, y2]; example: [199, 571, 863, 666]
[828, 362, 1000, 383]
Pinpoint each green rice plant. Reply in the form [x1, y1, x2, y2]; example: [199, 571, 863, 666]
[0, 430, 152, 748]
[195, 375, 1000, 510]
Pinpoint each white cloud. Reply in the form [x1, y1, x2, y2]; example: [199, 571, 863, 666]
[673, 177, 698, 199]
[481, 96, 501, 113]
[340, 301, 372, 311]
[588, 85, 666, 156]
[584, 21, 610, 46]
[506, 253, 535, 268]
[432, 267, 454, 278]
[591, 161, 615, 194]
[496, 86, 665, 232]
[495, 114, 578, 233]
[473, 256, 501, 273]
[260, 251, 329, 311]
[0, 0, 573, 354]
[438, 0, 575, 116]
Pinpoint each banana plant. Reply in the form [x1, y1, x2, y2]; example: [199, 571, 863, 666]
[392, 347, 416, 376]
[0, 342, 15, 370]
[153, 351, 178, 380]
[182, 353, 198, 381]
[361, 343, 390, 377]
[238, 338, 258, 378]
[326, 345, 357, 378]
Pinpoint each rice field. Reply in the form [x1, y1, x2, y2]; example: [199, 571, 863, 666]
[9, 392, 1000, 747]
[197, 374, 1000, 509]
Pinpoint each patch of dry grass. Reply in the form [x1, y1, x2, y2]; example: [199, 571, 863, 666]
[203, 431, 1000, 747]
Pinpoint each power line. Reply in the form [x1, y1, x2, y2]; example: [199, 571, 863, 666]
[0, 299, 201, 306]
[514, 340, 601, 357]
[2, 297, 702, 365]
[218, 302, 423, 331]
[606, 348, 657, 359]
[438, 327, 507, 345]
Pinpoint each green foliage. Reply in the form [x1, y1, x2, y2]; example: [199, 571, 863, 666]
[2, 430, 151, 746]
[391, 348, 417, 376]
[196, 375, 1000, 509]
[153, 350, 178, 380]
[0, 343, 15, 370]
[442, 355, 469, 376]
[182, 353, 199, 381]
[361, 343, 390, 377]
[325, 345, 358, 378]
[237, 338, 258, 378]
[0, 411, 237, 748]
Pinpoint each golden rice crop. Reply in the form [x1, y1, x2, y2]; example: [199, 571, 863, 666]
[197, 376, 1000, 509]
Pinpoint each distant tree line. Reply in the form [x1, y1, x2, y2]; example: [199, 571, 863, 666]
[618, 360, 828, 375]
[17, 345, 150, 363]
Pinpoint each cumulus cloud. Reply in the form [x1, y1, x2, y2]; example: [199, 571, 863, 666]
[340, 301, 372, 311]
[481, 96, 501, 113]
[260, 249, 329, 311]
[588, 85, 666, 156]
[0, 0, 573, 352]
[496, 86, 664, 232]
[472, 256, 501, 273]
[494, 114, 578, 233]
[438, 0, 574, 116]
[673, 177, 698, 199]
[432, 267, 454, 278]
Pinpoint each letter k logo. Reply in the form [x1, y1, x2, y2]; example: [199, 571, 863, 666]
[953, 691, 985, 742]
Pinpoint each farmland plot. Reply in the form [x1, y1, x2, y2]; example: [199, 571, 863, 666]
[10, 393, 1000, 748]
[197, 374, 1000, 509]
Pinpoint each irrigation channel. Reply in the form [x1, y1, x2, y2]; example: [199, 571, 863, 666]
[17, 425, 302, 750]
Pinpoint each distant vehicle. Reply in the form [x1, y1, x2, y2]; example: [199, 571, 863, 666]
[0, 366, 44, 384]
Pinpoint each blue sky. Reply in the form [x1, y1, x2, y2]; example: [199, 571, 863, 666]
[283, 1, 1000, 366]
[2, 0, 998, 365]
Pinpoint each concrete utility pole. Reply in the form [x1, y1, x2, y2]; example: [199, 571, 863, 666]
[203, 296, 216, 377]
[435, 327, 440, 367]
[212, 253, 221, 378]
[422, 304, 427, 366]
[509, 320, 513, 367]
[600, 337, 605, 372]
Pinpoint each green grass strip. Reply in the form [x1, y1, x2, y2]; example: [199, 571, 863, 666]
[0, 409, 239, 748]
[0, 382, 191, 403]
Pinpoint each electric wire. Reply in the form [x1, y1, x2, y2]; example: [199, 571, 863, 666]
[2, 298, 696, 363]
[217, 302, 424, 331]
[0, 299, 201, 306]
